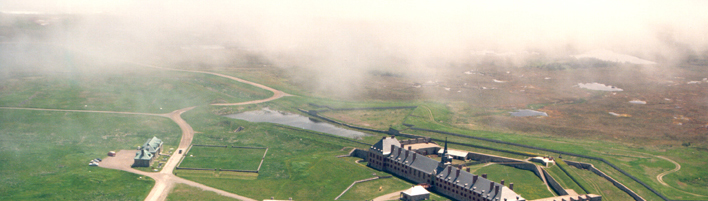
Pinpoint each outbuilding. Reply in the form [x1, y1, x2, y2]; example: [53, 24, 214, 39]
[108, 151, 116, 157]
[400, 185, 430, 201]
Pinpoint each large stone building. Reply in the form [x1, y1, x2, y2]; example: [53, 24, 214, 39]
[133, 136, 163, 167]
[368, 136, 525, 201]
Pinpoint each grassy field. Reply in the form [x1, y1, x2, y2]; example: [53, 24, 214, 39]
[179, 146, 265, 170]
[560, 162, 634, 201]
[178, 106, 401, 200]
[544, 165, 587, 194]
[0, 109, 181, 200]
[319, 108, 415, 130]
[166, 184, 235, 201]
[2, 43, 707, 201]
[337, 177, 412, 201]
[474, 164, 554, 200]
[0, 67, 272, 113]
[306, 98, 707, 200]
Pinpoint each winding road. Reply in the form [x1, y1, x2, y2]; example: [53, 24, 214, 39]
[1, 64, 290, 201]
[656, 155, 680, 187]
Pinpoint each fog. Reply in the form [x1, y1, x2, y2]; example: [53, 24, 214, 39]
[3, 0, 708, 98]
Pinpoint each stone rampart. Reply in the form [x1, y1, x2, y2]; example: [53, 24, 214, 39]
[542, 168, 569, 196]
[565, 160, 645, 201]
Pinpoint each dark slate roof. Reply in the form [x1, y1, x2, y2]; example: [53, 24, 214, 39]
[388, 146, 439, 174]
[370, 136, 401, 155]
[436, 165, 524, 201]
[373, 136, 525, 201]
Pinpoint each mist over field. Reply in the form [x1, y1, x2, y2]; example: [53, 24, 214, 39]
[3, 0, 708, 97]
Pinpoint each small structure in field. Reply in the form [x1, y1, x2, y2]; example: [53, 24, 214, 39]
[108, 151, 116, 157]
[133, 137, 163, 167]
[530, 156, 555, 167]
[400, 185, 430, 201]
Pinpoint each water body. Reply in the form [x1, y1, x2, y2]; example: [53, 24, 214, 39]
[578, 82, 623, 91]
[223, 108, 368, 139]
[510, 109, 548, 117]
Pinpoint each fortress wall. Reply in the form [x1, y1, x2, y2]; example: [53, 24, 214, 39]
[565, 160, 645, 201]
[542, 168, 569, 196]
[350, 148, 369, 159]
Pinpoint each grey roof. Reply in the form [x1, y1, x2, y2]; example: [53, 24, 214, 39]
[370, 136, 401, 155]
[371, 136, 525, 201]
[388, 146, 439, 174]
[435, 165, 524, 201]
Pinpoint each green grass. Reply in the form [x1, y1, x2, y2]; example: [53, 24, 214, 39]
[0, 67, 272, 113]
[560, 162, 634, 201]
[544, 165, 587, 194]
[178, 106, 397, 200]
[3, 44, 707, 201]
[0, 109, 180, 200]
[474, 164, 554, 200]
[398, 101, 708, 200]
[167, 184, 235, 201]
[337, 177, 412, 201]
[319, 108, 415, 130]
[180, 146, 265, 170]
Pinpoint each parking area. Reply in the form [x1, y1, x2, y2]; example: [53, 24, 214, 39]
[100, 150, 138, 170]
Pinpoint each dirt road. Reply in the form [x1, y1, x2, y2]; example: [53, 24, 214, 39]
[127, 62, 290, 106]
[3, 65, 290, 200]
[656, 156, 680, 187]
[0, 106, 169, 117]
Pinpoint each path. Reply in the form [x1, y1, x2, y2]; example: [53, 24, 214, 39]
[372, 190, 406, 201]
[656, 156, 680, 187]
[2, 64, 291, 201]
[126, 62, 290, 106]
[0, 106, 169, 117]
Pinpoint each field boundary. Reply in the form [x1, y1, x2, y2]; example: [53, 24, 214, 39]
[565, 160, 645, 201]
[334, 176, 392, 200]
[272, 124, 372, 146]
[304, 103, 684, 201]
[406, 127, 680, 201]
[176, 145, 268, 173]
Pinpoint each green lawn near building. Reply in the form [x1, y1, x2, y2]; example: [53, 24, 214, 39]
[179, 146, 266, 170]
[474, 164, 554, 200]
[0, 109, 180, 200]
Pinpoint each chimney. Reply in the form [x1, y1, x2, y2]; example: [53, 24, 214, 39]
[405, 150, 409, 158]
[482, 173, 487, 179]
[391, 145, 395, 153]
[412, 153, 417, 161]
[490, 181, 494, 190]
[447, 166, 452, 175]
[408, 146, 412, 151]
[501, 180, 505, 185]
[456, 168, 460, 178]
[495, 185, 500, 195]
[398, 147, 402, 156]
[466, 167, 470, 172]
[509, 183, 514, 190]
[473, 175, 478, 183]
[383, 136, 387, 139]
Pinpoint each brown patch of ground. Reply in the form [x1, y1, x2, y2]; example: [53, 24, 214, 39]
[100, 150, 138, 170]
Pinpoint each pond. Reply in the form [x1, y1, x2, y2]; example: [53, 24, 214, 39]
[510, 109, 548, 117]
[223, 108, 369, 139]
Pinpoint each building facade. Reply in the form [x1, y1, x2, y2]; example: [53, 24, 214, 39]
[368, 136, 525, 201]
[133, 136, 163, 167]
